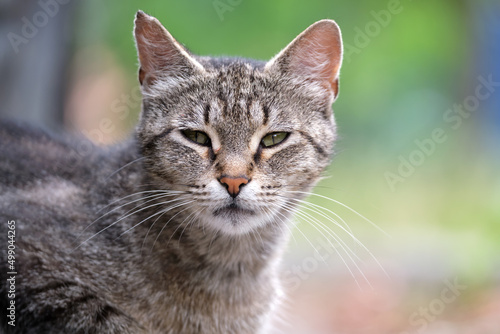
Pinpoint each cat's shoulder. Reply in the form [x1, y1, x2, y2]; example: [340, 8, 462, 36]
[0, 120, 86, 157]
[0, 121, 142, 228]
[0, 121, 129, 188]
[1, 122, 87, 183]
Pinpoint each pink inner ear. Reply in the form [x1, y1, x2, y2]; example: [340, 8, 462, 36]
[135, 20, 172, 72]
[288, 24, 342, 96]
[134, 14, 194, 85]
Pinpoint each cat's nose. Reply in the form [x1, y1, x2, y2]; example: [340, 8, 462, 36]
[219, 176, 249, 198]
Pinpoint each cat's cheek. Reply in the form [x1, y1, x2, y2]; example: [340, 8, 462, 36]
[266, 150, 324, 189]
[265, 144, 310, 170]
[147, 143, 210, 186]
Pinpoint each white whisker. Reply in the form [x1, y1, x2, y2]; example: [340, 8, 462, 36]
[283, 194, 389, 279]
[77, 192, 181, 239]
[104, 156, 146, 181]
[141, 208, 172, 253]
[151, 204, 196, 251]
[116, 200, 194, 240]
[274, 208, 328, 267]
[73, 197, 191, 251]
[97, 189, 185, 215]
[167, 207, 201, 246]
[177, 208, 205, 245]
[291, 199, 388, 278]
[285, 196, 353, 234]
[281, 202, 363, 288]
[262, 203, 297, 246]
[285, 190, 391, 237]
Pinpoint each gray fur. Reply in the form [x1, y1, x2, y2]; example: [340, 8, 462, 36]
[0, 11, 342, 334]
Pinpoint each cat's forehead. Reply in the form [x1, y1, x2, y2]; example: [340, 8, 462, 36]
[148, 58, 294, 137]
[200, 60, 272, 129]
[199, 57, 266, 73]
[204, 60, 266, 90]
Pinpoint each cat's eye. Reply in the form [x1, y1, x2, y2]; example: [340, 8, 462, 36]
[182, 130, 211, 146]
[261, 132, 289, 148]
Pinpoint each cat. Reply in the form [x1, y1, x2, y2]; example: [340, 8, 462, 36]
[0, 10, 343, 334]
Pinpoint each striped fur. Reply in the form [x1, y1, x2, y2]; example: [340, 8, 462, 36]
[0, 11, 342, 334]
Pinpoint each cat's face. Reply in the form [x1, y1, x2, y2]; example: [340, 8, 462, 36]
[134, 11, 342, 235]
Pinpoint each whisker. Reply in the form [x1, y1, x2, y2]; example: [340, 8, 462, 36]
[77, 191, 181, 239]
[283, 193, 389, 279]
[96, 189, 184, 215]
[151, 204, 196, 251]
[283, 202, 367, 288]
[284, 190, 390, 237]
[262, 205, 297, 246]
[141, 208, 172, 253]
[110, 193, 180, 222]
[72, 197, 191, 251]
[297, 205, 366, 264]
[115, 200, 194, 240]
[289, 198, 388, 278]
[283, 198, 363, 257]
[251, 224, 265, 246]
[167, 207, 200, 247]
[104, 156, 146, 181]
[177, 208, 205, 245]
[283, 196, 353, 235]
[273, 208, 329, 267]
[188, 208, 206, 233]
[280, 202, 364, 288]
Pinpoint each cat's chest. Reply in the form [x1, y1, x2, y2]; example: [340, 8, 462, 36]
[123, 267, 276, 334]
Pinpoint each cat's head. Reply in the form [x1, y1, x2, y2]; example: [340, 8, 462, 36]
[134, 11, 342, 235]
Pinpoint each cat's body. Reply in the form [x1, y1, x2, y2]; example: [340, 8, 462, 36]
[0, 123, 282, 333]
[0, 11, 342, 334]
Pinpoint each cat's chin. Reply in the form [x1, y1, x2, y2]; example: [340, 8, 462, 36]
[203, 205, 270, 236]
[212, 203, 256, 218]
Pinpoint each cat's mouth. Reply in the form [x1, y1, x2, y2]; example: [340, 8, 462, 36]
[212, 203, 256, 218]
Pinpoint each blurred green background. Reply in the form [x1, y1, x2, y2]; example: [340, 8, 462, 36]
[2, 0, 499, 332]
[72, 0, 498, 278]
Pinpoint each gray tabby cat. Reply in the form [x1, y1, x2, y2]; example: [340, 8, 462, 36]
[0, 11, 342, 334]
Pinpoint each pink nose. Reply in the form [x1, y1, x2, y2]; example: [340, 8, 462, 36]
[219, 176, 249, 198]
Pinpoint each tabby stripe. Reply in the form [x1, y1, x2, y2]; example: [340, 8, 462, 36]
[159, 99, 170, 112]
[220, 98, 228, 118]
[66, 294, 100, 311]
[262, 105, 269, 125]
[246, 97, 253, 118]
[253, 146, 262, 164]
[298, 131, 329, 158]
[204, 104, 210, 124]
[27, 281, 77, 295]
[144, 128, 173, 153]
[95, 304, 123, 324]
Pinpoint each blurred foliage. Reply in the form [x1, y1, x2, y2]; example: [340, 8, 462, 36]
[72, 0, 499, 284]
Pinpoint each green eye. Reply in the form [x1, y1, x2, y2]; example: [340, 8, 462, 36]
[261, 132, 289, 148]
[182, 130, 211, 146]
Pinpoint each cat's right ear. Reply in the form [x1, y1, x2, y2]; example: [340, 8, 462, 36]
[134, 11, 204, 86]
[265, 20, 343, 103]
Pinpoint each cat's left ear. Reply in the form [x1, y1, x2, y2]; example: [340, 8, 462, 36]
[134, 11, 205, 86]
[265, 20, 343, 102]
